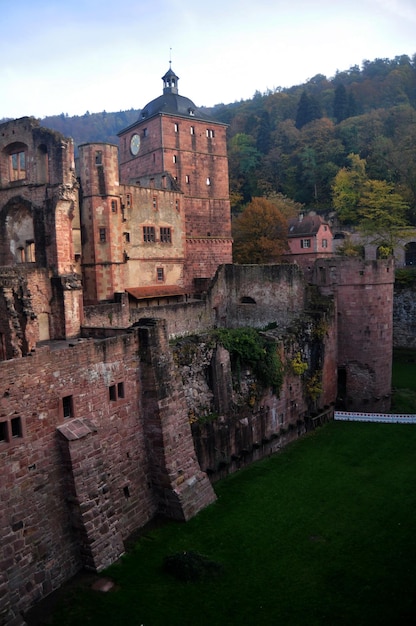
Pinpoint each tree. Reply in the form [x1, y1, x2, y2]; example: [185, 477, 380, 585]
[232, 197, 291, 264]
[357, 179, 409, 249]
[333, 84, 348, 123]
[332, 153, 367, 223]
[332, 153, 409, 250]
[295, 91, 322, 129]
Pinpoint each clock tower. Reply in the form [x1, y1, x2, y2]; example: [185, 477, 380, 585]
[118, 67, 232, 293]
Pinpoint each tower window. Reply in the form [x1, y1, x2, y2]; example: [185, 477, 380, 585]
[152, 196, 158, 210]
[143, 226, 155, 242]
[111, 200, 117, 212]
[109, 385, 117, 401]
[185, 175, 190, 184]
[95, 151, 103, 165]
[160, 227, 171, 243]
[123, 232, 130, 243]
[190, 126, 195, 135]
[62, 395, 73, 419]
[206, 177, 211, 185]
[173, 155, 177, 163]
[157, 267, 164, 282]
[206, 129, 215, 138]
[99, 228, 107, 243]
[143, 128, 148, 137]
[175, 199, 180, 211]
[174, 123, 179, 132]
[126, 194, 131, 208]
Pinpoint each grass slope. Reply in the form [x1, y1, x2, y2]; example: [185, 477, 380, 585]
[48, 421, 416, 626]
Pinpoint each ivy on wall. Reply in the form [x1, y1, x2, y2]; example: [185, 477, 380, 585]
[214, 327, 283, 393]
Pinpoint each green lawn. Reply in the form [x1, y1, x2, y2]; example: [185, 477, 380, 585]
[46, 419, 416, 626]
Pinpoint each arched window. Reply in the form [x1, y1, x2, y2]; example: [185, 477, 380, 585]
[405, 242, 416, 266]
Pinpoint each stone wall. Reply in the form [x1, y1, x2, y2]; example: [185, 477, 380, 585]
[0, 324, 214, 625]
[393, 285, 416, 348]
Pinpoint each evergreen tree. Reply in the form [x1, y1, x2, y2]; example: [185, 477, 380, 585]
[333, 84, 348, 123]
[295, 91, 322, 129]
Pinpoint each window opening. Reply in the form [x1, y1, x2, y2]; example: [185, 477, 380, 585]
[11, 417, 22, 438]
[160, 227, 171, 243]
[126, 194, 131, 208]
[99, 228, 106, 243]
[9, 150, 26, 181]
[62, 395, 73, 419]
[0, 421, 7, 443]
[109, 385, 117, 401]
[152, 197, 158, 210]
[95, 151, 102, 165]
[185, 175, 190, 184]
[301, 239, 311, 249]
[190, 126, 195, 135]
[206, 129, 215, 138]
[143, 226, 155, 242]
[117, 382, 125, 398]
[157, 267, 164, 281]
[111, 200, 117, 212]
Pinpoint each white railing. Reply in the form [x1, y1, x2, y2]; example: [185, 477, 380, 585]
[334, 411, 416, 424]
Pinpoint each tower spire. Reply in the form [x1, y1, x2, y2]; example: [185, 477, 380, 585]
[162, 55, 179, 95]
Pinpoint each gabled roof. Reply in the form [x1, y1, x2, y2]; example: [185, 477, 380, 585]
[288, 214, 330, 238]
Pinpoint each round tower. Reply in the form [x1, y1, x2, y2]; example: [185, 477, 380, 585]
[313, 257, 394, 412]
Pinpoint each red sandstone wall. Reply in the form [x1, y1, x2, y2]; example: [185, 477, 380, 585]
[0, 334, 157, 623]
[314, 258, 394, 411]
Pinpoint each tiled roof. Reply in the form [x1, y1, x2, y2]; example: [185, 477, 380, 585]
[288, 214, 328, 237]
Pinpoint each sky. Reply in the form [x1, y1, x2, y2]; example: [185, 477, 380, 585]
[0, 0, 415, 119]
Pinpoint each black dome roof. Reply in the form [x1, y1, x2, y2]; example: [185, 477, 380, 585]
[140, 92, 212, 121]
[140, 66, 213, 122]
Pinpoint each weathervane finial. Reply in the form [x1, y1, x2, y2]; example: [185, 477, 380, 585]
[169, 47, 172, 69]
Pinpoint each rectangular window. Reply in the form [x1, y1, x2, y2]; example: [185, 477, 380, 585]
[11, 417, 22, 438]
[62, 395, 73, 419]
[143, 226, 155, 242]
[0, 417, 23, 444]
[174, 123, 179, 132]
[301, 239, 311, 249]
[123, 231, 130, 243]
[185, 175, 190, 184]
[111, 200, 117, 212]
[206, 177, 211, 185]
[95, 151, 102, 165]
[117, 382, 125, 399]
[160, 227, 172, 243]
[175, 199, 180, 211]
[126, 194, 131, 208]
[173, 155, 177, 163]
[206, 129, 215, 138]
[157, 267, 164, 282]
[99, 228, 106, 243]
[10, 151, 26, 181]
[190, 126, 195, 135]
[143, 128, 148, 137]
[322, 239, 328, 248]
[109, 385, 117, 401]
[152, 196, 158, 210]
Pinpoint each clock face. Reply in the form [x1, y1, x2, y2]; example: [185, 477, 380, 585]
[130, 133, 140, 155]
